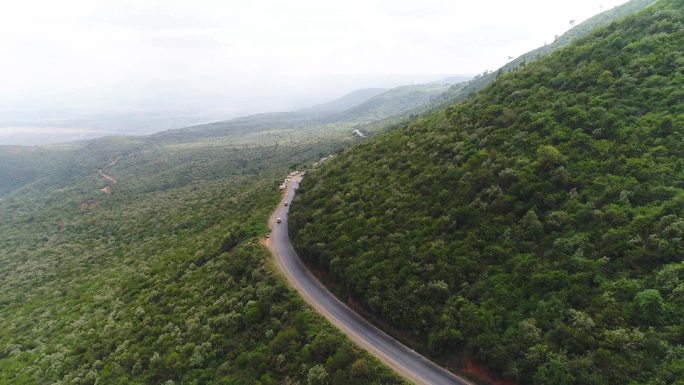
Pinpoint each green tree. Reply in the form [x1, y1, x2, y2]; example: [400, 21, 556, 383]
[634, 289, 665, 325]
[533, 358, 575, 385]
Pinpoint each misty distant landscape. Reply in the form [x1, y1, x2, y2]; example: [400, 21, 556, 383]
[0, 74, 470, 145]
[2, 1, 682, 385]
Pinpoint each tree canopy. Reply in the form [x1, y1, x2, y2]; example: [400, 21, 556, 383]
[291, 2, 684, 384]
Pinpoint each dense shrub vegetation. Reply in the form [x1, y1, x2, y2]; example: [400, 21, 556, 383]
[0, 126, 403, 384]
[291, 2, 684, 384]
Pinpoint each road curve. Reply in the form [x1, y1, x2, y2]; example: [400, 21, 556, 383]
[268, 175, 473, 385]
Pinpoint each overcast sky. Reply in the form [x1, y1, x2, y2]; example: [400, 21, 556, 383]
[0, 0, 627, 121]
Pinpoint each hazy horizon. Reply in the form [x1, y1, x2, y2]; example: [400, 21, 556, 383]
[0, 73, 469, 145]
[0, 0, 629, 145]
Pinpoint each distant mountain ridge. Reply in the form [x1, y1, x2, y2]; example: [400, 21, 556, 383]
[157, 82, 454, 141]
[304, 88, 388, 114]
[0, 80, 454, 197]
[326, 84, 452, 123]
[429, 75, 472, 85]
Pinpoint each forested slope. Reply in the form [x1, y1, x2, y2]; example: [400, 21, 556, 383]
[0, 125, 403, 384]
[291, 2, 684, 384]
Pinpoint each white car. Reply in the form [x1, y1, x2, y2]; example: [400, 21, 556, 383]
[284, 202, 288, 206]
[277, 218, 282, 223]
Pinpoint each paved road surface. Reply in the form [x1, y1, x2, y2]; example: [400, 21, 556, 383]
[269, 175, 472, 385]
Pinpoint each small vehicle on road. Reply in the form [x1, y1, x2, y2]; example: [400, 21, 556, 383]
[277, 217, 282, 223]
[284, 202, 288, 206]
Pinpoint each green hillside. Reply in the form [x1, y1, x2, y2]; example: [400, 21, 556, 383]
[0, 122, 404, 384]
[0, 145, 75, 195]
[291, 2, 684, 384]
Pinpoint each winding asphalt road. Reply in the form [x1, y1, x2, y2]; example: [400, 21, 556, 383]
[268, 175, 472, 385]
